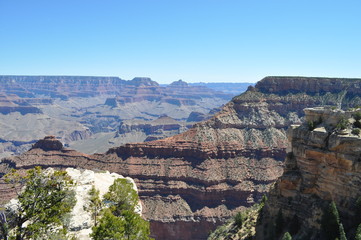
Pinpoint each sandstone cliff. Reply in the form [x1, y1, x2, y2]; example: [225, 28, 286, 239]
[2, 76, 361, 239]
[254, 107, 361, 239]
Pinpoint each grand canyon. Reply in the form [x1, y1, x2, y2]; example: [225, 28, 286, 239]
[3, 76, 361, 239]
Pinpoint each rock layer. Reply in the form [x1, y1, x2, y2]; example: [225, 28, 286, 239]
[256, 107, 361, 239]
[0, 75, 232, 157]
[2, 76, 361, 239]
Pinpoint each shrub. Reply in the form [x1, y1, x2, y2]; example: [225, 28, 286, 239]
[91, 178, 152, 240]
[308, 117, 322, 131]
[352, 128, 361, 135]
[282, 232, 292, 240]
[234, 212, 244, 227]
[308, 121, 316, 131]
[336, 118, 349, 130]
[354, 112, 361, 121]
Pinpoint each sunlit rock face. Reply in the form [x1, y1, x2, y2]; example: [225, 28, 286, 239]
[3, 76, 361, 239]
[256, 107, 361, 239]
[65, 168, 140, 239]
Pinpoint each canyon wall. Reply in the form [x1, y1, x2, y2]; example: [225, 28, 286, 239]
[2, 76, 361, 239]
[256, 107, 361, 239]
[0, 76, 232, 157]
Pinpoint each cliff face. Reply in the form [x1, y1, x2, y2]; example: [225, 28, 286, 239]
[256, 107, 361, 239]
[118, 115, 191, 142]
[0, 76, 232, 104]
[3, 76, 361, 239]
[0, 75, 127, 98]
[0, 94, 42, 115]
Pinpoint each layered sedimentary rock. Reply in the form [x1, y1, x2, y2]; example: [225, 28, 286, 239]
[0, 76, 232, 157]
[0, 75, 127, 98]
[0, 75, 230, 104]
[118, 115, 192, 142]
[255, 107, 361, 239]
[3, 76, 361, 239]
[0, 94, 42, 115]
[105, 79, 231, 107]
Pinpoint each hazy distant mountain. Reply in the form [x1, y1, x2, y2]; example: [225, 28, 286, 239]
[189, 82, 254, 95]
[0, 76, 233, 157]
[160, 82, 253, 95]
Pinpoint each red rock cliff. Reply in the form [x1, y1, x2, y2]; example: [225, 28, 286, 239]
[2, 76, 361, 239]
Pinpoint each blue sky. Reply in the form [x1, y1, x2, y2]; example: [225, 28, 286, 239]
[0, 1, 360, 83]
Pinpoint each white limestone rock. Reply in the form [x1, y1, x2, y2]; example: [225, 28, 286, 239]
[65, 168, 141, 239]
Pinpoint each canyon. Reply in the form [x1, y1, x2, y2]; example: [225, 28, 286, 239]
[2, 76, 361, 239]
[0, 76, 237, 158]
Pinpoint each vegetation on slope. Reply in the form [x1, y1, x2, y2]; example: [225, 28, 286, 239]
[91, 178, 152, 240]
[0, 168, 152, 240]
[0, 167, 75, 240]
[208, 196, 267, 240]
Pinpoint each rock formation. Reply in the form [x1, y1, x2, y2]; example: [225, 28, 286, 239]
[118, 115, 192, 142]
[0, 94, 42, 115]
[0, 75, 232, 157]
[2, 76, 361, 239]
[3, 167, 140, 240]
[31, 135, 64, 151]
[254, 107, 361, 239]
[65, 168, 140, 239]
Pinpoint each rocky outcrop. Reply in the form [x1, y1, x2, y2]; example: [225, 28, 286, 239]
[31, 135, 64, 151]
[3, 76, 361, 239]
[187, 111, 209, 122]
[118, 115, 191, 141]
[0, 94, 42, 115]
[255, 107, 361, 239]
[3, 167, 140, 240]
[65, 168, 140, 239]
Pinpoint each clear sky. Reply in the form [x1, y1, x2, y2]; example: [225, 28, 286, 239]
[0, 1, 360, 83]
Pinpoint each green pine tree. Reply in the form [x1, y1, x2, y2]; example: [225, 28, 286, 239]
[355, 223, 361, 240]
[91, 178, 152, 240]
[282, 232, 292, 240]
[90, 208, 125, 240]
[87, 186, 102, 226]
[339, 223, 347, 240]
[321, 201, 340, 240]
[2, 167, 75, 240]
